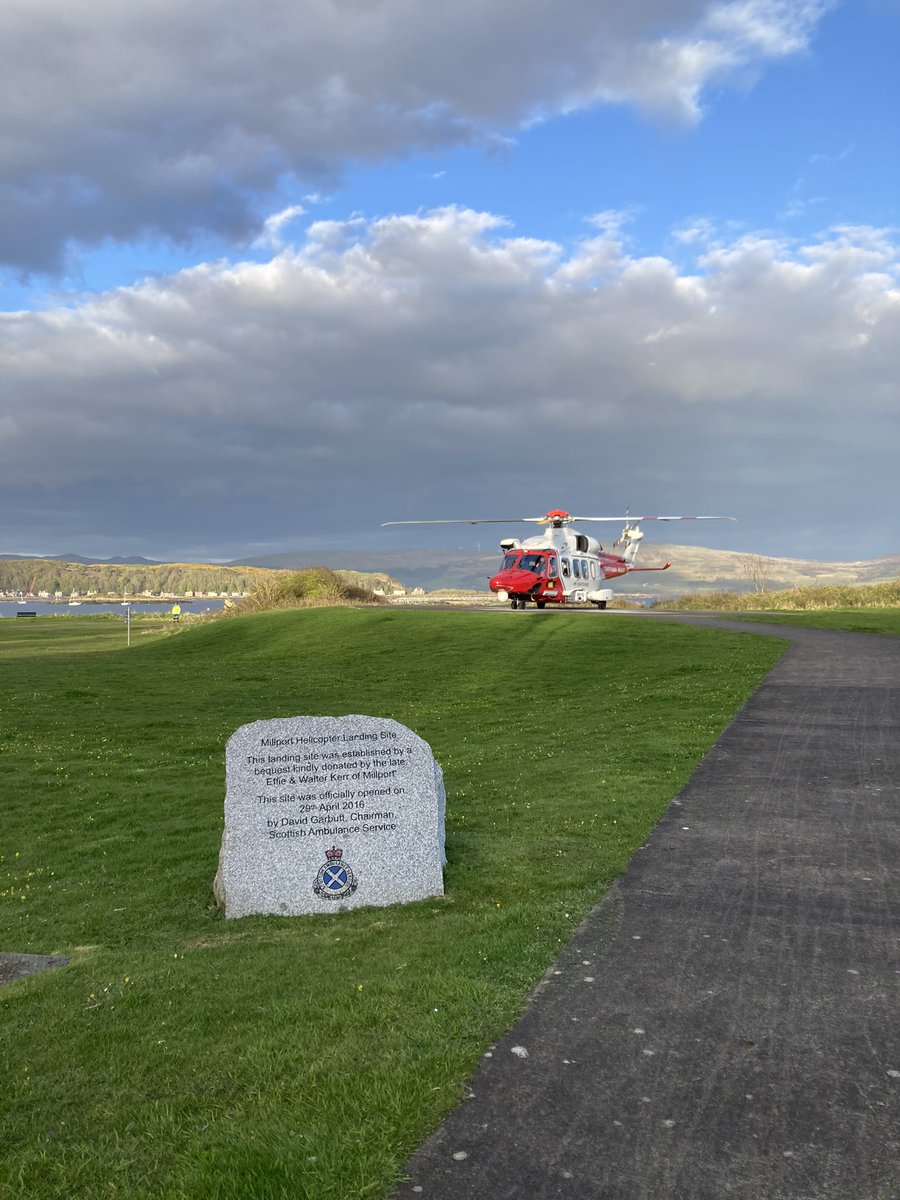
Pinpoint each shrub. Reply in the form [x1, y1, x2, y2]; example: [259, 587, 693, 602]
[221, 567, 379, 617]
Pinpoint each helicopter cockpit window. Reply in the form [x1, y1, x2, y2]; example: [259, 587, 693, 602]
[518, 554, 545, 574]
[548, 555, 559, 578]
[502, 552, 520, 570]
[561, 558, 571, 578]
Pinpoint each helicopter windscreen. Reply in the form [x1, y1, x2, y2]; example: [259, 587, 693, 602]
[517, 554, 545, 574]
[501, 552, 520, 569]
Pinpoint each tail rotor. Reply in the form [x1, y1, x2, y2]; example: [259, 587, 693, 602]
[613, 511, 645, 565]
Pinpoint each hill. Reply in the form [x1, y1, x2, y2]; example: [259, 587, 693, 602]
[4, 545, 898, 599]
[631, 543, 900, 596]
[0, 558, 404, 599]
[230, 544, 900, 596]
[0, 552, 161, 565]
[229, 548, 500, 592]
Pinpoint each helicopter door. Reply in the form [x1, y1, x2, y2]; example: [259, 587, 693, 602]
[567, 558, 587, 601]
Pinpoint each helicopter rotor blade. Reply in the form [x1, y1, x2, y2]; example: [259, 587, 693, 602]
[571, 515, 737, 523]
[383, 513, 737, 527]
[381, 518, 545, 526]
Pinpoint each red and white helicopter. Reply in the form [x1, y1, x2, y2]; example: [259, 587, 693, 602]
[383, 509, 735, 609]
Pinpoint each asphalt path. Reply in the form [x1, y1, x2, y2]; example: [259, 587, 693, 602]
[397, 614, 900, 1200]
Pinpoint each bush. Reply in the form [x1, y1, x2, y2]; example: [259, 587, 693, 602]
[221, 567, 379, 617]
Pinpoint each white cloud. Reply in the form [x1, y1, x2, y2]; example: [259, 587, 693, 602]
[253, 205, 306, 250]
[704, 0, 831, 55]
[1, 207, 897, 556]
[0, 0, 831, 271]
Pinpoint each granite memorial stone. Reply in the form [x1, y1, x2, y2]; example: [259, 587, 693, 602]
[215, 715, 446, 918]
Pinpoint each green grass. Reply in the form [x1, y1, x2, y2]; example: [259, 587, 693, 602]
[0, 614, 172, 659]
[1, 610, 785, 1200]
[736, 609, 900, 635]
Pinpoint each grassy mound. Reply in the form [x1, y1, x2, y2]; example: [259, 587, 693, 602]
[0, 610, 784, 1199]
[225, 566, 379, 616]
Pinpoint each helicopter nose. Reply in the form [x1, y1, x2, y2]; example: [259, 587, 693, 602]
[489, 568, 540, 594]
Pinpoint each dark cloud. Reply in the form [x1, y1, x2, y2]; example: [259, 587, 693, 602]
[1, 0, 829, 271]
[1, 208, 896, 559]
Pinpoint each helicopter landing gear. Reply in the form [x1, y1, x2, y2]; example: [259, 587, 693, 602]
[591, 600, 608, 609]
[510, 596, 527, 609]
[535, 600, 546, 609]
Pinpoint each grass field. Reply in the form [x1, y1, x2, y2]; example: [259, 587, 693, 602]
[0, 613, 172, 658]
[737, 609, 900, 635]
[1, 610, 784, 1200]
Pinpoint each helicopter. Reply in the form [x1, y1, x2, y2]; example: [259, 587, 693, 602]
[382, 509, 736, 609]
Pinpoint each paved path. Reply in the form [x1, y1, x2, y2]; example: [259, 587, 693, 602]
[398, 617, 900, 1200]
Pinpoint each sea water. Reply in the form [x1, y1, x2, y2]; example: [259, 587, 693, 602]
[0, 600, 228, 618]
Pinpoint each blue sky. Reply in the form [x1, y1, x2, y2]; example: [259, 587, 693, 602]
[340, 4, 897, 252]
[1, 0, 898, 565]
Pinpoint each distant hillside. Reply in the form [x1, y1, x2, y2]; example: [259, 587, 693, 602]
[231, 545, 900, 596]
[0, 559, 274, 598]
[230, 549, 500, 592]
[5, 546, 898, 600]
[0, 558, 404, 599]
[0, 553, 162, 565]
[637, 544, 900, 596]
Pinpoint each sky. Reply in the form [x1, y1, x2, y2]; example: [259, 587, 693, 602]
[1, 0, 898, 565]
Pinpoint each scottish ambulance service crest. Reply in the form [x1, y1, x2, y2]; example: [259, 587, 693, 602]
[313, 846, 358, 901]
